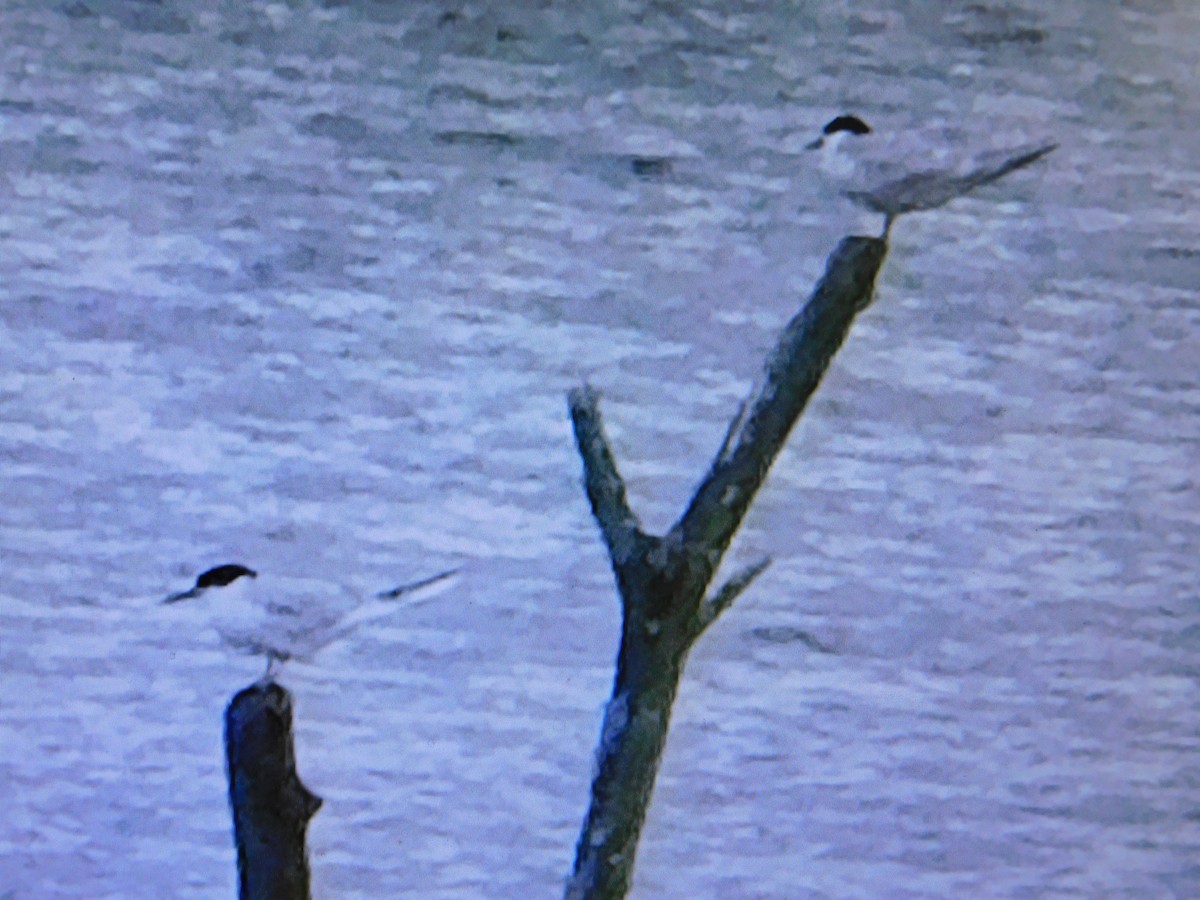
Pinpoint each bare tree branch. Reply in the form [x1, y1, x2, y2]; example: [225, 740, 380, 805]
[569, 385, 646, 569]
[565, 235, 888, 900]
[694, 555, 772, 637]
[713, 397, 749, 467]
[674, 236, 888, 569]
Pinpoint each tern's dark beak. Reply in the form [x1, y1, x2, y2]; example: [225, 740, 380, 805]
[163, 587, 200, 605]
[805, 136, 824, 151]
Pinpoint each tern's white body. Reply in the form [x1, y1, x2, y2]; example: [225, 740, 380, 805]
[204, 573, 272, 652]
[814, 125, 957, 186]
[164, 565, 458, 673]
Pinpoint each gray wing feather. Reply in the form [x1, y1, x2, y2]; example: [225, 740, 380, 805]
[846, 142, 1058, 217]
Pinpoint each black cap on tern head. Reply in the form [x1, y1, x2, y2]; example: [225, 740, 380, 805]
[163, 563, 257, 605]
[806, 114, 873, 150]
[195, 563, 257, 589]
[822, 115, 872, 136]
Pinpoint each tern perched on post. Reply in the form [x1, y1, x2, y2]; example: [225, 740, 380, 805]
[806, 114, 1057, 237]
[163, 562, 460, 677]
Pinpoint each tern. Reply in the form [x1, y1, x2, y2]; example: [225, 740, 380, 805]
[163, 562, 460, 676]
[806, 114, 1057, 237]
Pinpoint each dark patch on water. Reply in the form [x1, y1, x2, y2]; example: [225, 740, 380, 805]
[435, 130, 521, 147]
[747, 626, 835, 653]
[631, 156, 673, 179]
[303, 113, 370, 144]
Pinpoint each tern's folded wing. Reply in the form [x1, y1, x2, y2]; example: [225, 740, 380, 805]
[845, 142, 1057, 217]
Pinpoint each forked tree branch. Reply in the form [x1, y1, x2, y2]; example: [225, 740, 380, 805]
[565, 235, 887, 900]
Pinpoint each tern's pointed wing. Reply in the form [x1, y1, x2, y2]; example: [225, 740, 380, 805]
[375, 566, 460, 601]
[844, 170, 969, 215]
[283, 568, 463, 659]
[959, 142, 1058, 193]
[846, 142, 1058, 217]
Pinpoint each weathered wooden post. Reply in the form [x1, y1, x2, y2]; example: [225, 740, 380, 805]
[225, 680, 322, 900]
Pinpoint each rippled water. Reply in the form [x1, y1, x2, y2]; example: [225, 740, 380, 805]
[1, 2, 1197, 897]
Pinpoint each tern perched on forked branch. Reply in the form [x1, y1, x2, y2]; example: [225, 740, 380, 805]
[806, 114, 1058, 237]
[163, 563, 460, 677]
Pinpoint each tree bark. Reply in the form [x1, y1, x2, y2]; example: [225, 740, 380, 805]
[565, 235, 887, 899]
[225, 680, 322, 900]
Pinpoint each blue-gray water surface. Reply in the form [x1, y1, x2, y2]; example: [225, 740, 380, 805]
[1, 1, 1197, 897]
